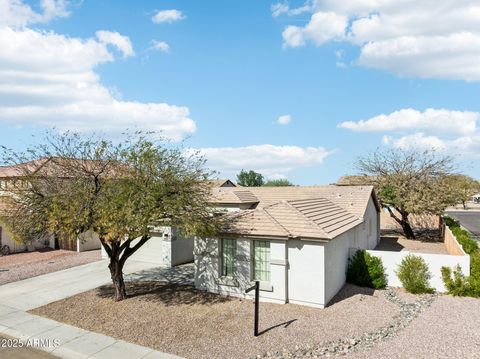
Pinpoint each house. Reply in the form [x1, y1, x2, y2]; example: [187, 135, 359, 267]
[194, 185, 380, 308]
[109, 179, 240, 267]
[0, 158, 100, 253]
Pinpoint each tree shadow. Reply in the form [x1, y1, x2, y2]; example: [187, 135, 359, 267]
[96, 281, 233, 306]
[327, 283, 376, 307]
[375, 235, 404, 251]
[258, 319, 297, 336]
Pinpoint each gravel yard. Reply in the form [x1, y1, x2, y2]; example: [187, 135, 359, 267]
[0, 249, 101, 285]
[31, 282, 399, 359]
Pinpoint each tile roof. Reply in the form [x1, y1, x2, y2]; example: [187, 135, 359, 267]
[215, 185, 377, 240]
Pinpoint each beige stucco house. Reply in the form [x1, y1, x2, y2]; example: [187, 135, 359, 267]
[195, 185, 381, 308]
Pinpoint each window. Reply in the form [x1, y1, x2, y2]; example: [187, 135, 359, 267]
[221, 238, 236, 277]
[252, 240, 270, 282]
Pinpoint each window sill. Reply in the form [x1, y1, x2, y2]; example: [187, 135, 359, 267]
[216, 276, 239, 287]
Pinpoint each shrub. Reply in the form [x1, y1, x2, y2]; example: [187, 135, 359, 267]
[347, 250, 387, 289]
[441, 265, 477, 297]
[397, 254, 434, 294]
[441, 216, 480, 297]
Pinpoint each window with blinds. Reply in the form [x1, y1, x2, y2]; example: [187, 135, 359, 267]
[252, 240, 270, 282]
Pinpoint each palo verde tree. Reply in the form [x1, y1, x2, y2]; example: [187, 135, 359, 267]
[236, 169, 264, 187]
[0, 131, 222, 301]
[355, 148, 456, 239]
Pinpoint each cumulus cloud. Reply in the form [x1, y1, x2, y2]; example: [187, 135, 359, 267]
[152, 9, 185, 24]
[342, 108, 480, 156]
[339, 108, 479, 136]
[0, 0, 69, 27]
[276, 114, 291, 125]
[0, 26, 196, 140]
[196, 144, 332, 178]
[96, 30, 135, 58]
[277, 0, 480, 81]
[150, 40, 170, 53]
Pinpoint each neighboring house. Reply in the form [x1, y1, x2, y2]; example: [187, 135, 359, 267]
[0, 158, 100, 253]
[195, 185, 380, 308]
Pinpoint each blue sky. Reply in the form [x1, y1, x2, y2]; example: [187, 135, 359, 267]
[1, 0, 480, 184]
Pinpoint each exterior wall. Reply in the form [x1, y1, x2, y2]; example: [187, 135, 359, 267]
[194, 237, 288, 304]
[0, 221, 55, 253]
[287, 239, 325, 308]
[444, 226, 466, 256]
[170, 229, 194, 266]
[359, 249, 470, 292]
[77, 230, 101, 252]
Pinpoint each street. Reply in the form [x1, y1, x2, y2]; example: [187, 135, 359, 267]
[446, 211, 480, 240]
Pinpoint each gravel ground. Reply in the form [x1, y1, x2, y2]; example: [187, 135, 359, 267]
[376, 234, 447, 254]
[31, 282, 399, 359]
[348, 295, 480, 359]
[0, 249, 101, 285]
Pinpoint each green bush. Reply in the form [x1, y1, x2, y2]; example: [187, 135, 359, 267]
[441, 265, 477, 297]
[397, 254, 434, 294]
[347, 250, 387, 289]
[442, 216, 480, 297]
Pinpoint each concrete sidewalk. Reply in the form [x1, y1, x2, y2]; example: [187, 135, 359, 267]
[0, 260, 184, 358]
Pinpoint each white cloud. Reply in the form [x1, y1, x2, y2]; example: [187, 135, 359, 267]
[96, 30, 135, 58]
[339, 108, 479, 136]
[196, 144, 332, 178]
[152, 9, 185, 24]
[276, 114, 291, 125]
[271, 1, 315, 17]
[0, 26, 196, 140]
[150, 40, 170, 53]
[278, 0, 480, 81]
[0, 0, 69, 27]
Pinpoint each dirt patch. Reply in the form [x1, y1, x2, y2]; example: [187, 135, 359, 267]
[31, 282, 399, 359]
[0, 249, 101, 285]
[376, 233, 447, 254]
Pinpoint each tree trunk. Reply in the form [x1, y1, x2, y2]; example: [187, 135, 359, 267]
[400, 213, 416, 239]
[108, 258, 126, 301]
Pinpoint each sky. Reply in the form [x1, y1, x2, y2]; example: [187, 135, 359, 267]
[1, 0, 480, 185]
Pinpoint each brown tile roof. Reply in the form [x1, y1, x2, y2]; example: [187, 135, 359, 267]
[216, 185, 377, 240]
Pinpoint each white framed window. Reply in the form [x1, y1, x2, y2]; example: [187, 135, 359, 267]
[252, 240, 270, 282]
[221, 238, 236, 277]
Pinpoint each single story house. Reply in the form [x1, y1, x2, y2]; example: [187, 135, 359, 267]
[195, 185, 380, 308]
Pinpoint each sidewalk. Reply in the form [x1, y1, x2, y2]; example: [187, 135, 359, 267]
[0, 260, 184, 358]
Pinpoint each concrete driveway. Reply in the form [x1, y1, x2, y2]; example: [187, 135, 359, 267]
[446, 211, 480, 240]
[0, 259, 159, 311]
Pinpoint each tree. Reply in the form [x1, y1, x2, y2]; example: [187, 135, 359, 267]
[442, 174, 479, 209]
[0, 132, 222, 301]
[354, 148, 456, 239]
[263, 179, 294, 186]
[236, 170, 264, 187]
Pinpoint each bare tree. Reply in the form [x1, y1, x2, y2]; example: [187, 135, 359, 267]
[355, 148, 456, 239]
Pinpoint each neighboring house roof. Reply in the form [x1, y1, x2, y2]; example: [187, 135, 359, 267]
[207, 179, 237, 188]
[210, 187, 259, 205]
[216, 185, 379, 241]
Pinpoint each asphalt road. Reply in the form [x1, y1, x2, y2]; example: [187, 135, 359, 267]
[446, 211, 480, 239]
[0, 336, 57, 359]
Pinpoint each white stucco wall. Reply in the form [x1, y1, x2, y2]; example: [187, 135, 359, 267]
[287, 239, 326, 308]
[362, 249, 470, 292]
[77, 230, 101, 252]
[0, 221, 55, 253]
[171, 229, 194, 266]
[194, 237, 288, 304]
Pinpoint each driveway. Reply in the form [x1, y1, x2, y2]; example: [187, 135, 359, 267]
[446, 211, 480, 240]
[0, 259, 159, 311]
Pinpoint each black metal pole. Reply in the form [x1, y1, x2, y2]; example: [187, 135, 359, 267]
[254, 280, 259, 337]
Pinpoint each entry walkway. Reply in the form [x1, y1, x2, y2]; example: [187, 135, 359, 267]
[0, 260, 184, 358]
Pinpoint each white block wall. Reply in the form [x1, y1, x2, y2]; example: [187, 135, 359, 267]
[362, 249, 470, 292]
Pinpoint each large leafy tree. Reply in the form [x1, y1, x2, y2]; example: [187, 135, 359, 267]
[0, 132, 222, 301]
[355, 148, 456, 239]
[441, 174, 479, 209]
[236, 170, 264, 187]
